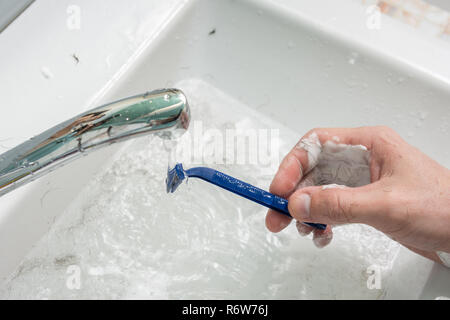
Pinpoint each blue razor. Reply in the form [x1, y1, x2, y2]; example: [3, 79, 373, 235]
[166, 163, 326, 230]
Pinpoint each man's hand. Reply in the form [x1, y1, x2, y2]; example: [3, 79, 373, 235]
[266, 126, 450, 264]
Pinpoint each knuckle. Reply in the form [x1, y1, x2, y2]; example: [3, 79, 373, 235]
[380, 125, 394, 133]
[305, 127, 321, 138]
[374, 125, 395, 134]
[322, 192, 354, 223]
[377, 186, 395, 215]
[374, 126, 399, 141]
[373, 126, 403, 153]
[336, 193, 355, 223]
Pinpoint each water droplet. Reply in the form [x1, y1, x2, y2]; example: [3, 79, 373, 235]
[348, 52, 359, 65]
[386, 72, 393, 83]
[164, 94, 170, 101]
[419, 111, 428, 120]
[396, 76, 405, 84]
[345, 76, 358, 88]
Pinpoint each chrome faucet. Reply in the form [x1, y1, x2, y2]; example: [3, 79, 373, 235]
[0, 88, 190, 197]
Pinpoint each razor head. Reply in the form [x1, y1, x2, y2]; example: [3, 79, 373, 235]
[166, 163, 186, 193]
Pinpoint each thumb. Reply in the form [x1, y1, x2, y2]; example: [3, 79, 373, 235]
[288, 184, 385, 226]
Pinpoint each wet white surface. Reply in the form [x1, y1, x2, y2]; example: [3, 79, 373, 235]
[0, 80, 399, 299]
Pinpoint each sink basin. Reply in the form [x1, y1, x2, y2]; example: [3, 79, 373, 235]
[0, 0, 449, 299]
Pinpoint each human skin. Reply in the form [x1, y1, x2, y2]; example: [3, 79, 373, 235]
[265, 126, 450, 264]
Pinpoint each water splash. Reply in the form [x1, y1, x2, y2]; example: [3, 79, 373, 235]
[0, 79, 400, 299]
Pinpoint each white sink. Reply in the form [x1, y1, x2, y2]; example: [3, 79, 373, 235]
[0, 0, 449, 299]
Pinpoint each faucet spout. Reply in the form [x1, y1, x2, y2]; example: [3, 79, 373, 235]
[0, 88, 190, 197]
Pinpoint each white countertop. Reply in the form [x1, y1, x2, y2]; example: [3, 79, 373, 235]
[0, 0, 186, 152]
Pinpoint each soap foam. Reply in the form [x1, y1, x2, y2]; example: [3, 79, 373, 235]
[305, 139, 370, 188]
[322, 184, 347, 190]
[296, 132, 321, 173]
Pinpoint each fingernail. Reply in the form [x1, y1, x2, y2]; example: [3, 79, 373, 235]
[290, 193, 311, 219]
[313, 233, 333, 248]
[296, 221, 313, 236]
